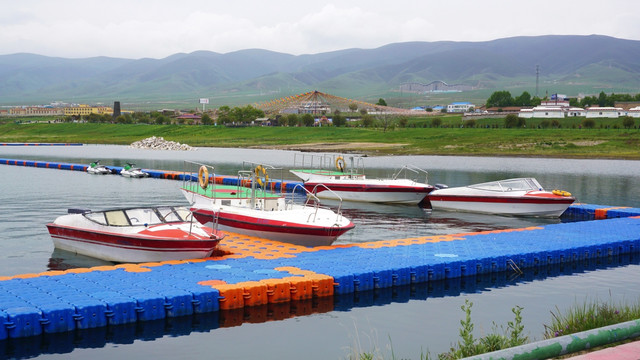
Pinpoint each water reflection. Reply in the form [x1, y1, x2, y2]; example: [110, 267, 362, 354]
[4, 253, 638, 360]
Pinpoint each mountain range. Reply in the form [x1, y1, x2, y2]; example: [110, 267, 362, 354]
[1, 34, 639, 107]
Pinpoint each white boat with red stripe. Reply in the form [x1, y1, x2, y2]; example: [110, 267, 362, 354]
[289, 154, 434, 205]
[46, 206, 224, 263]
[427, 178, 575, 217]
[181, 162, 354, 246]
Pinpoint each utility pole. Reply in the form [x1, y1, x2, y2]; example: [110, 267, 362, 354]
[535, 65, 540, 98]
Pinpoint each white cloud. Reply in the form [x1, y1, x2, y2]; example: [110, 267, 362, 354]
[0, 0, 639, 59]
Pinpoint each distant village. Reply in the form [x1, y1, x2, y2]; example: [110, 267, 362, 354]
[3, 94, 640, 125]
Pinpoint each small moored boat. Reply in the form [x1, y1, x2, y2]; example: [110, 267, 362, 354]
[290, 154, 435, 205]
[46, 206, 224, 263]
[120, 163, 149, 178]
[87, 160, 112, 175]
[427, 178, 575, 217]
[181, 162, 354, 246]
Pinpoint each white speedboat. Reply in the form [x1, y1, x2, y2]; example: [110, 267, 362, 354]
[46, 206, 224, 263]
[180, 162, 354, 246]
[427, 178, 575, 217]
[86, 160, 112, 175]
[120, 163, 149, 178]
[289, 154, 434, 205]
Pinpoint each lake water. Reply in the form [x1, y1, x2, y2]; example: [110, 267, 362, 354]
[1, 145, 640, 359]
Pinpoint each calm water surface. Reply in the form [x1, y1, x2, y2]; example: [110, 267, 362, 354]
[1, 145, 639, 359]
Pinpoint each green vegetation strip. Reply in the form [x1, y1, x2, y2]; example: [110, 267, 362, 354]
[2, 122, 639, 159]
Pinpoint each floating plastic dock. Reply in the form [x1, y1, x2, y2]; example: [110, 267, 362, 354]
[0, 158, 300, 193]
[0, 143, 83, 146]
[2, 157, 640, 340]
[1, 215, 640, 340]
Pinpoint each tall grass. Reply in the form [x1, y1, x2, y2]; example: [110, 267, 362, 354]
[543, 297, 640, 339]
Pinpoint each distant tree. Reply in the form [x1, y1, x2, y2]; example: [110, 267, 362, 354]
[201, 113, 213, 125]
[540, 120, 551, 128]
[598, 91, 608, 107]
[426, 107, 433, 112]
[376, 98, 387, 106]
[397, 116, 408, 128]
[465, 119, 476, 128]
[622, 116, 635, 129]
[286, 114, 299, 127]
[359, 108, 368, 115]
[230, 105, 264, 123]
[348, 103, 358, 112]
[301, 113, 314, 127]
[431, 118, 442, 127]
[361, 114, 375, 127]
[486, 90, 514, 108]
[217, 105, 232, 124]
[333, 114, 346, 127]
[514, 91, 532, 106]
[504, 114, 519, 128]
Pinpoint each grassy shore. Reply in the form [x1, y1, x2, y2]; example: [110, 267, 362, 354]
[1, 121, 639, 159]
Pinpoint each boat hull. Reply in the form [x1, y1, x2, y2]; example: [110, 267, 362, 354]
[290, 170, 433, 205]
[192, 208, 353, 246]
[428, 194, 574, 217]
[182, 187, 354, 246]
[46, 208, 221, 263]
[47, 224, 220, 263]
[304, 182, 433, 204]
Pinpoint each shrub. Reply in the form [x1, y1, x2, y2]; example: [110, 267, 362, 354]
[622, 116, 635, 129]
[582, 118, 596, 129]
[431, 118, 442, 127]
[504, 114, 519, 128]
[540, 120, 551, 128]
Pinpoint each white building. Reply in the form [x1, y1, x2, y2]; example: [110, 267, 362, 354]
[585, 107, 623, 118]
[627, 106, 640, 118]
[447, 102, 475, 113]
[567, 107, 586, 117]
[519, 106, 566, 118]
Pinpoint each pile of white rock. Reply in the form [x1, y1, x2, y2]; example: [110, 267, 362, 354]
[129, 136, 196, 151]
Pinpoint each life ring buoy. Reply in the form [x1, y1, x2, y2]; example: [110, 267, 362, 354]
[254, 165, 269, 187]
[198, 165, 209, 190]
[335, 156, 346, 172]
[552, 189, 572, 197]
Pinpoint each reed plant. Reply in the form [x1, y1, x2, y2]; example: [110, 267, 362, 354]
[543, 297, 640, 339]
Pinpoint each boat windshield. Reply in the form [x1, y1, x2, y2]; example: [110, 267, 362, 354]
[469, 178, 543, 192]
[124, 208, 163, 225]
[84, 207, 194, 226]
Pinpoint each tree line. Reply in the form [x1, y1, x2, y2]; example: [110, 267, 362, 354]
[486, 90, 640, 108]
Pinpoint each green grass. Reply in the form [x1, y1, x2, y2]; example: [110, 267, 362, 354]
[543, 298, 640, 339]
[1, 117, 639, 159]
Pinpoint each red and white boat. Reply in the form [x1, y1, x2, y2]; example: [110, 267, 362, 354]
[181, 163, 354, 246]
[46, 206, 224, 263]
[290, 154, 434, 205]
[427, 178, 575, 217]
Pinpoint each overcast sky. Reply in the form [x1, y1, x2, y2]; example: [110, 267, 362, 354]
[2, 0, 639, 59]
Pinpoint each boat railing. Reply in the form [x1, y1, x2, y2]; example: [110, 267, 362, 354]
[391, 164, 429, 184]
[309, 183, 346, 223]
[293, 153, 365, 177]
[182, 160, 217, 198]
[241, 161, 286, 194]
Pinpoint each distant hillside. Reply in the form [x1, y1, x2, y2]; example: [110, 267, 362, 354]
[1, 35, 639, 107]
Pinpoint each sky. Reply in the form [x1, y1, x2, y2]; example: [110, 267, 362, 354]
[2, 0, 640, 59]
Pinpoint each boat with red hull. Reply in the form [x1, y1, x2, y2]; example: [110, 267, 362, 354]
[427, 178, 575, 217]
[182, 162, 354, 246]
[46, 206, 224, 263]
[290, 154, 434, 205]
